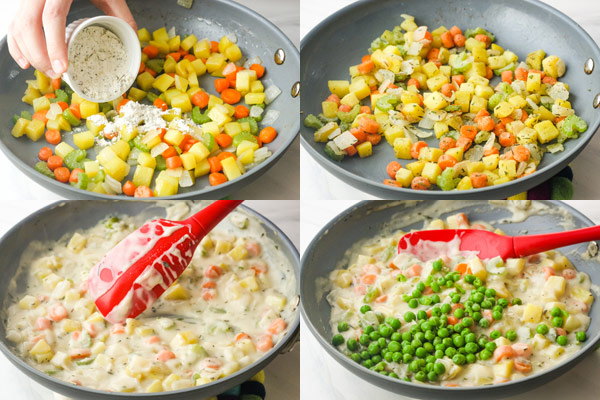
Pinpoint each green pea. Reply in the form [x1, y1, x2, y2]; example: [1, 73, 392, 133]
[478, 318, 490, 328]
[359, 334, 370, 346]
[363, 359, 373, 368]
[390, 372, 400, 379]
[478, 337, 488, 348]
[404, 345, 415, 355]
[380, 371, 389, 376]
[477, 286, 487, 294]
[409, 360, 420, 372]
[454, 323, 464, 333]
[360, 305, 371, 314]
[432, 362, 445, 375]
[452, 294, 461, 303]
[411, 339, 423, 348]
[441, 303, 452, 314]
[473, 278, 482, 287]
[412, 289, 422, 299]
[402, 332, 412, 341]
[490, 330, 501, 339]
[471, 303, 481, 312]
[506, 330, 517, 341]
[408, 299, 419, 308]
[454, 308, 465, 319]
[453, 335, 465, 347]
[462, 317, 473, 327]
[479, 349, 492, 360]
[403, 353, 413, 363]
[512, 298, 522, 305]
[464, 274, 475, 284]
[379, 324, 393, 337]
[536, 324, 549, 335]
[485, 342, 497, 352]
[387, 317, 402, 330]
[417, 310, 428, 320]
[391, 351, 401, 363]
[437, 277, 446, 286]
[421, 321, 431, 331]
[403, 294, 411, 302]
[364, 325, 375, 335]
[397, 274, 407, 282]
[378, 337, 387, 348]
[369, 331, 381, 341]
[445, 347, 457, 358]
[351, 353, 362, 363]
[391, 332, 401, 342]
[465, 342, 479, 354]
[347, 338, 359, 351]
[420, 296, 432, 306]
[384, 352, 393, 362]
[472, 312, 482, 322]
[415, 371, 427, 382]
[403, 312, 415, 323]
[338, 321, 349, 332]
[433, 259, 443, 271]
[332, 334, 344, 346]
[423, 342, 434, 353]
[452, 354, 466, 365]
[414, 332, 426, 343]
[427, 371, 438, 381]
[417, 282, 426, 292]
[360, 350, 370, 360]
[492, 311, 503, 320]
[467, 353, 477, 363]
[388, 341, 401, 353]
[498, 298, 509, 308]
[485, 288, 496, 298]
[492, 305, 503, 314]
[425, 330, 436, 342]
[550, 306, 563, 317]
[481, 300, 493, 309]
[368, 342, 381, 355]
[415, 347, 427, 358]
[431, 294, 441, 304]
[556, 335, 567, 346]
[437, 327, 450, 338]
[442, 337, 453, 347]
[472, 292, 484, 303]
[465, 333, 476, 343]
[552, 316, 564, 327]
[576, 331, 587, 342]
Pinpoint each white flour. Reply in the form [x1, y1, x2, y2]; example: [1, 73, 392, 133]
[68, 26, 131, 100]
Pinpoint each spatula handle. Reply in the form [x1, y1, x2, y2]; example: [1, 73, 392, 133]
[185, 200, 243, 238]
[513, 225, 600, 257]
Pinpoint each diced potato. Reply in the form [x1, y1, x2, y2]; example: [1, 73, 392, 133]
[356, 141, 372, 158]
[155, 174, 179, 196]
[340, 92, 360, 108]
[240, 276, 259, 292]
[534, 120, 559, 144]
[171, 94, 193, 113]
[73, 131, 95, 150]
[457, 176, 473, 190]
[328, 80, 350, 97]
[30, 339, 52, 356]
[393, 138, 412, 159]
[531, 333, 550, 350]
[153, 74, 175, 92]
[493, 101, 515, 119]
[395, 168, 414, 187]
[215, 239, 233, 254]
[228, 245, 248, 261]
[80, 101, 99, 119]
[406, 160, 425, 176]
[469, 95, 487, 114]
[245, 93, 266, 105]
[493, 360, 513, 380]
[418, 147, 443, 162]
[467, 258, 487, 281]
[11, 118, 29, 138]
[25, 119, 46, 141]
[522, 303, 543, 323]
[516, 127, 538, 145]
[543, 344, 565, 359]
[526, 72, 541, 92]
[482, 154, 499, 170]
[18, 294, 39, 310]
[265, 294, 287, 311]
[543, 276, 566, 300]
[33, 96, 51, 112]
[542, 55, 566, 78]
[221, 156, 241, 181]
[67, 232, 87, 253]
[164, 283, 190, 300]
[570, 287, 594, 307]
[423, 92, 448, 110]
[188, 142, 210, 162]
[498, 159, 517, 180]
[132, 165, 154, 188]
[506, 258, 525, 275]
[421, 162, 442, 183]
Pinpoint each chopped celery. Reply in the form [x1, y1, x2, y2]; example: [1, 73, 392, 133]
[90, 169, 106, 183]
[191, 106, 211, 124]
[451, 52, 472, 74]
[318, 114, 339, 125]
[337, 104, 360, 123]
[464, 27, 496, 42]
[64, 149, 87, 170]
[363, 287, 380, 303]
[203, 131, 216, 151]
[324, 141, 345, 161]
[560, 115, 587, 139]
[304, 114, 324, 130]
[441, 130, 459, 140]
[174, 145, 182, 155]
[494, 62, 516, 76]
[146, 91, 159, 103]
[474, 130, 491, 144]
[339, 121, 351, 133]
[146, 59, 165, 74]
[488, 93, 505, 110]
[437, 167, 459, 191]
[54, 89, 69, 103]
[371, 37, 389, 51]
[70, 172, 89, 190]
[34, 161, 55, 179]
[497, 82, 513, 94]
[100, 102, 113, 114]
[63, 85, 73, 97]
[131, 136, 150, 152]
[105, 216, 120, 228]
[63, 109, 81, 126]
[12, 114, 20, 124]
[20, 110, 32, 120]
[444, 105, 462, 112]
[375, 95, 399, 112]
[75, 357, 95, 366]
[155, 155, 167, 170]
[237, 117, 258, 134]
[232, 131, 257, 147]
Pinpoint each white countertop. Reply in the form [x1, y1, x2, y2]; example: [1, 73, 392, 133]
[0, 200, 300, 399]
[0, 0, 300, 200]
[299, 200, 600, 399]
[300, 0, 600, 200]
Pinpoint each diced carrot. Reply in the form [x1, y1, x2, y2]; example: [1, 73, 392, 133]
[407, 78, 420, 89]
[69, 168, 84, 184]
[512, 343, 532, 358]
[386, 161, 402, 179]
[449, 26, 463, 36]
[202, 288, 216, 300]
[439, 137, 457, 152]
[452, 74, 465, 87]
[122, 180, 136, 197]
[234, 104, 250, 119]
[475, 34, 491, 47]
[365, 133, 381, 145]
[486, 66, 493, 80]
[360, 105, 372, 114]
[405, 264, 422, 278]
[543, 266, 556, 280]
[45, 93, 56, 99]
[215, 134, 232, 149]
[256, 334, 274, 352]
[48, 303, 68, 322]
[202, 280, 216, 289]
[251, 261, 269, 275]
[259, 127, 277, 144]
[34, 317, 51, 331]
[69, 103, 81, 119]
[358, 116, 379, 134]
[145, 335, 160, 344]
[249, 64, 265, 79]
[350, 127, 367, 143]
[427, 48, 440, 62]
[69, 348, 91, 359]
[515, 67, 528, 81]
[47, 155, 63, 170]
[477, 116, 495, 132]
[209, 172, 227, 186]
[236, 332, 250, 341]
[145, 67, 157, 77]
[45, 129, 61, 145]
[453, 34, 466, 47]
[56, 101, 69, 111]
[191, 91, 209, 109]
[221, 88, 242, 104]
[38, 147, 52, 161]
[383, 179, 402, 187]
[204, 265, 223, 279]
[51, 78, 61, 91]
[156, 350, 176, 362]
[112, 324, 125, 334]
[166, 52, 181, 62]
[437, 154, 457, 170]
[214, 79, 230, 93]
[483, 146, 499, 156]
[375, 294, 388, 303]
[154, 98, 168, 111]
[32, 110, 49, 124]
[326, 94, 341, 105]
[529, 69, 546, 79]
[456, 135, 473, 151]
[411, 176, 431, 190]
[134, 186, 153, 197]
[542, 76, 557, 85]
[512, 145, 531, 162]
[138, 61, 146, 74]
[440, 31, 455, 48]
[460, 125, 478, 140]
[161, 146, 177, 159]
[562, 269, 576, 279]
[493, 345, 515, 362]
[447, 316, 459, 325]
[268, 318, 287, 334]
[454, 263, 468, 274]
[117, 99, 130, 113]
[470, 172, 488, 188]
[353, 284, 367, 296]
[217, 151, 236, 161]
[54, 166, 69, 182]
[473, 109, 489, 122]
[142, 45, 159, 58]
[362, 274, 376, 284]
[357, 60, 375, 74]
[410, 141, 428, 159]
[338, 104, 352, 113]
[166, 156, 183, 169]
[514, 359, 532, 373]
[361, 55, 371, 63]
[210, 41, 220, 53]
[345, 145, 357, 156]
[498, 131, 516, 147]
[501, 70, 514, 83]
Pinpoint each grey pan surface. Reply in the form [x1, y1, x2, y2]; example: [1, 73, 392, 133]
[0, 0, 300, 199]
[301, 200, 600, 399]
[300, 0, 600, 199]
[0, 201, 300, 399]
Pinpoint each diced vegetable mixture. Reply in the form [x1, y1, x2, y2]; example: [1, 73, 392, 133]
[303, 15, 588, 192]
[327, 211, 592, 385]
[12, 26, 282, 197]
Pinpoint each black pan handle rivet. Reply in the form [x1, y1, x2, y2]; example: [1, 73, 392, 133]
[274, 48, 285, 65]
[291, 81, 300, 98]
[584, 58, 594, 74]
[593, 93, 600, 109]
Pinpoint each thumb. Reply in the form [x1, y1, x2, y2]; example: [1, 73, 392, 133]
[90, 0, 137, 32]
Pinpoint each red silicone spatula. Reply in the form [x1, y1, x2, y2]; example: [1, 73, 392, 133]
[88, 200, 243, 323]
[398, 226, 600, 261]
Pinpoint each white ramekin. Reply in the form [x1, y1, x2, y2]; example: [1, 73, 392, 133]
[63, 16, 141, 103]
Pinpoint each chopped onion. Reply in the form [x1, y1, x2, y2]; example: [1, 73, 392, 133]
[517, 161, 528, 176]
[222, 62, 237, 76]
[127, 148, 142, 166]
[179, 170, 194, 187]
[541, 96, 554, 104]
[483, 132, 496, 150]
[249, 105, 264, 119]
[142, 129, 162, 145]
[103, 175, 122, 194]
[404, 127, 418, 144]
[25, 79, 39, 89]
[513, 109, 523, 121]
[254, 147, 271, 163]
[466, 145, 484, 161]
[236, 158, 246, 174]
[378, 79, 391, 94]
[516, 61, 528, 70]
[375, 69, 394, 84]
[264, 85, 282, 105]
[511, 80, 525, 94]
[401, 61, 415, 75]
[407, 42, 423, 56]
[526, 143, 543, 163]
[418, 117, 435, 130]
[262, 109, 280, 126]
[243, 56, 263, 69]
[151, 142, 169, 158]
[546, 143, 565, 153]
[552, 104, 574, 117]
[226, 32, 238, 44]
[328, 128, 342, 140]
[167, 27, 177, 39]
[389, 111, 407, 126]
[165, 167, 183, 178]
[526, 97, 539, 110]
[46, 103, 63, 120]
[424, 109, 447, 122]
[413, 26, 428, 42]
[547, 83, 569, 101]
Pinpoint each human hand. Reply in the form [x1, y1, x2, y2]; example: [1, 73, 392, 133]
[8, 0, 137, 78]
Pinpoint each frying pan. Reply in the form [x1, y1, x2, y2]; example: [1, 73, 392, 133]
[300, 0, 600, 199]
[301, 200, 600, 399]
[0, 201, 300, 400]
[0, 0, 300, 199]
